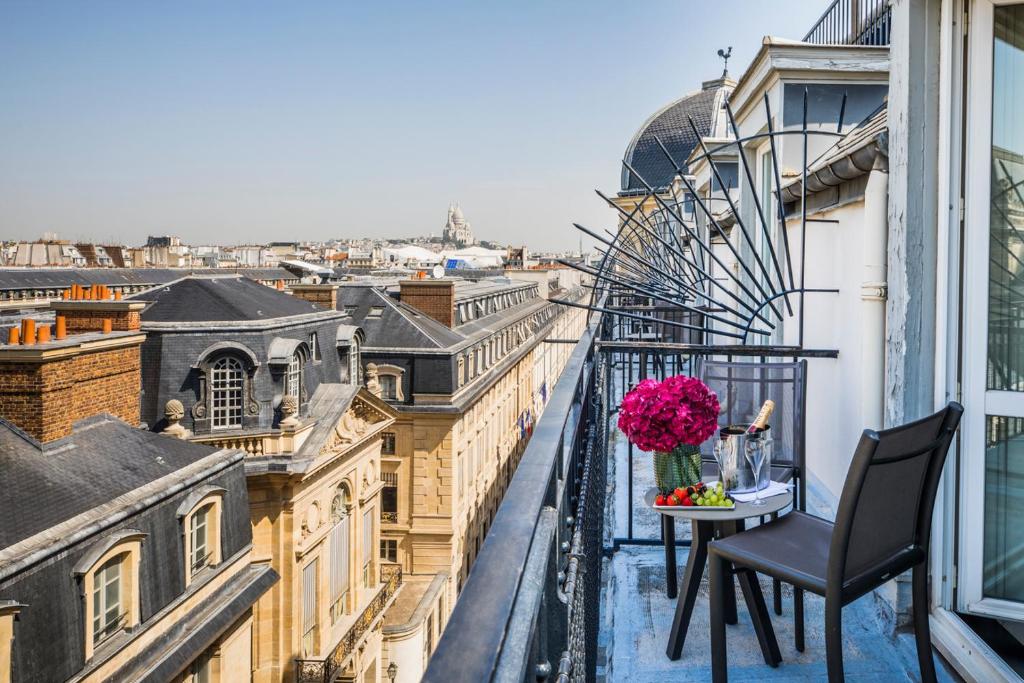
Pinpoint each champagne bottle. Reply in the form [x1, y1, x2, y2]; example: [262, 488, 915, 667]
[747, 399, 775, 433]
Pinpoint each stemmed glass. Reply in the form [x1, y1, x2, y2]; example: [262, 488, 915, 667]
[712, 433, 734, 490]
[744, 434, 767, 506]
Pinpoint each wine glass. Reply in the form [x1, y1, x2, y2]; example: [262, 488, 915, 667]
[712, 434, 734, 490]
[744, 434, 767, 506]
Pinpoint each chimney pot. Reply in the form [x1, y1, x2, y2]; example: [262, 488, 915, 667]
[114, 290, 122, 301]
[36, 325, 51, 343]
[7, 327, 18, 345]
[102, 318, 112, 334]
[55, 315, 67, 340]
[21, 319, 35, 346]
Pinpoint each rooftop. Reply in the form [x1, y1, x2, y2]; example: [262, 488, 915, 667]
[131, 275, 330, 323]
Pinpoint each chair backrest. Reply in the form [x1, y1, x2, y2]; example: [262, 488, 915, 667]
[828, 402, 963, 596]
[697, 359, 807, 474]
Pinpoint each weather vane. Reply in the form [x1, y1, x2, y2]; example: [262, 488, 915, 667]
[717, 46, 732, 77]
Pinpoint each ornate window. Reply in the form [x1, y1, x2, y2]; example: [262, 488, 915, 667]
[349, 338, 361, 384]
[75, 532, 145, 659]
[286, 352, 302, 398]
[210, 356, 245, 430]
[373, 364, 405, 401]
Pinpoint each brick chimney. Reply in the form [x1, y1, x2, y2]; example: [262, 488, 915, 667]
[399, 279, 455, 327]
[288, 283, 339, 310]
[0, 303, 146, 443]
[49, 300, 146, 334]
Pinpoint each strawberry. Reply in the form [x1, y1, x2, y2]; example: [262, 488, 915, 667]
[655, 494, 666, 506]
[667, 494, 680, 506]
[673, 487, 686, 500]
[682, 497, 695, 506]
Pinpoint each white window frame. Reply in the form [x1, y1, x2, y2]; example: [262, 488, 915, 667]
[210, 356, 245, 430]
[958, 0, 1024, 622]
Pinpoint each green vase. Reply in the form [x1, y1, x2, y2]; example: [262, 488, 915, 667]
[653, 444, 703, 493]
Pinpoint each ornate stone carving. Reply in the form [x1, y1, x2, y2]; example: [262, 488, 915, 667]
[365, 363, 381, 397]
[162, 399, 191, 439]
[280, 394, 301, 429]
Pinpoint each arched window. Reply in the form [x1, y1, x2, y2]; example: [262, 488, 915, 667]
[92, 553, 126, 646]
[286, 352, 303, 398]
[329, 485, 352, 622]
[210, 356, 245, 430]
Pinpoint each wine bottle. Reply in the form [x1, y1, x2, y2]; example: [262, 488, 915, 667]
[747, 399, 775, 433]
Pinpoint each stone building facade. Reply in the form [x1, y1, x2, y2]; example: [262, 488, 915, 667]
[329, 274, 587, 682]
[130, 275, 398, 683]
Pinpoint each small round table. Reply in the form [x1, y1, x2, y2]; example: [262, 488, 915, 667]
[644, 486, 792, 666]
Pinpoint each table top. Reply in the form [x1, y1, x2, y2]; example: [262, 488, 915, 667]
[644, 485, 792, 521]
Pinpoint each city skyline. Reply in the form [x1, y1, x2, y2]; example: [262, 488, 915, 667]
[0, 1, 826, 250]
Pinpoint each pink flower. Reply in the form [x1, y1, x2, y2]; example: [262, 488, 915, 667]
[617, 375, 719, 452]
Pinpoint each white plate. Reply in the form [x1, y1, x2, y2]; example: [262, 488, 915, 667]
[653, 502, 735, 511]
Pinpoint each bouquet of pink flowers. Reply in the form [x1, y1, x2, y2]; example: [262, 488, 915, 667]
[617, 375, 720, 452]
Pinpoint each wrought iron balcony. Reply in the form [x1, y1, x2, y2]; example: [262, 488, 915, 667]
[295, 564, 402, 683]
[803, 0, 891, 46]
[380, 510, 399, 523]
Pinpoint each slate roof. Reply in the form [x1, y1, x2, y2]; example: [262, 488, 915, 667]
[338, 285, 464, 349]
[0, 267, 297, 291]
[0, 415, 220, 549]
[621, 86, 722, 193]
[132, 275, 324, 323]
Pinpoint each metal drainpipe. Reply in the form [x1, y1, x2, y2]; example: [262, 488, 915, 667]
[861, 153, 889, 431]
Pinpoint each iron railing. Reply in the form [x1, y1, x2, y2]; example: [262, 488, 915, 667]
[803, 0, 891, 46]
[295, 564, 402, 683]
[424, 313, 608, 682]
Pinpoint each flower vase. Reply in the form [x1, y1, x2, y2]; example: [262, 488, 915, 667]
[653, 444, 702, 493]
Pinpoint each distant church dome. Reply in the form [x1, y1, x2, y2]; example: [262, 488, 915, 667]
[621, 78, 734, 193]
[443, 203, 475, 246]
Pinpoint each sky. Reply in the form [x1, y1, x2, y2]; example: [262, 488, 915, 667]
[0, 1, 828, 251]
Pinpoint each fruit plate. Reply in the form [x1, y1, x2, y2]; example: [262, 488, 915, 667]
[647, 482, 735, 511]
[652, 501, 735, 511]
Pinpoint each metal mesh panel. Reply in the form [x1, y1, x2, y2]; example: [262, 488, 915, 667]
[556, 352, 609, 683]
[698, 359, 806, 473]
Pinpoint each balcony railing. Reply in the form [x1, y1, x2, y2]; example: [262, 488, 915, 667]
[803, 0, 891, 46]
[380, 510, 399, 523]
[295, 564, 403, 683]
[424, 287, 838, 682]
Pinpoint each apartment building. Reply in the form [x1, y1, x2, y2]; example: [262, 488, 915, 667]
[323, 274, 587, 682]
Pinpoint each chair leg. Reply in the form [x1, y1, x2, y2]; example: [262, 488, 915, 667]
[913, 565, 937, 683]
[770, 512, 782, 615]
[794, 588, 805, 652]
[824, 597, 844, 682]
[710, 552, 728, 683]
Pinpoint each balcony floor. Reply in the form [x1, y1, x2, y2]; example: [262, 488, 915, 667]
[600, 404, 964, 682]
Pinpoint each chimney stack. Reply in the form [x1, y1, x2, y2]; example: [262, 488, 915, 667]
[0, 294, 148, 443]
[288, 283, 340, 311]
[398, 279, 455, 328]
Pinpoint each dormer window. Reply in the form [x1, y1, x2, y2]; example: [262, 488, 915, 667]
[380, 375, 397, 400]
[75, 531, 145, 660]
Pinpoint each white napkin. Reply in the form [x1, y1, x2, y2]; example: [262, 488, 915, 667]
[730, 480, 793, 503]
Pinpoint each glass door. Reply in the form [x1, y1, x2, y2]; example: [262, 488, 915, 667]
[960, 0, 1024, 620]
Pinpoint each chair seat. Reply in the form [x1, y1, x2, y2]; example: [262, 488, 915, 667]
[709, 511, 833, 596]
[700, 461, 795, 483]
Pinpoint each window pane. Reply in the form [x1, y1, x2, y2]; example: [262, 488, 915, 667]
[983, 416, 1024, 602]
[210, 356, 244, 429]
[989, 5, 1024, 392]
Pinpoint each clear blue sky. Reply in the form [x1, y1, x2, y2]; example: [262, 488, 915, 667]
[0, 1, 827, 251]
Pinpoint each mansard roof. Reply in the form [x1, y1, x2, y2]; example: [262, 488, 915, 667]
[0, 413, 226, 551]
[132, 275, 328, 323]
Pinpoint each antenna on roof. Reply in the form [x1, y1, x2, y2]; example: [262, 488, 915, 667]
[717, 46, 732, 78]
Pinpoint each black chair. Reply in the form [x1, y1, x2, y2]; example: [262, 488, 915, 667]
[708, 402, 963, 683]
[699, 358, 808, 646]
